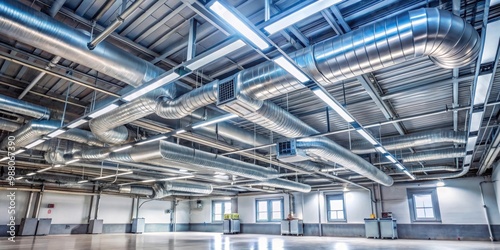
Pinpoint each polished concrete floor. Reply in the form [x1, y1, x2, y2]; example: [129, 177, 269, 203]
[2, 232, 500, 250]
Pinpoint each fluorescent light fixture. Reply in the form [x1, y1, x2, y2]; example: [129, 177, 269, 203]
[88, 103, 119, 118]
[464, 154, 472, 164]
[158, 175, 194, 181]
[37, 167, 52, 173]
[136, 135, 168, 145]
[26, 172, 36, 176]
[67, 119, 88, 128]
[94, 171, 134, 180]
[209, 1, 268, 50]
[186, 40, 246, 70]
[47, 129, 66, 138]
[375, 146, 388, 154]
[386, 155, 397, 163]
[264, 0, 343, 35]
[0, 157, 9, 162]
[436, 181, 445, 187]
[273, 56, 309, 83]
[192, 114, 239, 129]
[466, 136, 478, 151]
[343, 187, 349, 192]
[14, 149, 25, 155]
[469, 111, 484, 132]
[176, 129, 186, 134]
[312, 88, 354, 123]
[123, 72, 180, 101]
[53, 164, 62, 168]
[481, 20, 500, 64]
[15, 177, 24, 180]
[473, 73, 493, 106]
[356, 129, 378, 145]
[77, 180, 89, 184]
[141, 179, 156, 183]
[179, 169, 188, 172]
[66, 159, 80, 164]
[113, 145, 132, 152]
[405, 171, 416, 180]
[395, 164, 405, 170]
[25, 139, 45, 149]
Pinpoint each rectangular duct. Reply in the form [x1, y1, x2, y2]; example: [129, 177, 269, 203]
[276, 140, 310, 163]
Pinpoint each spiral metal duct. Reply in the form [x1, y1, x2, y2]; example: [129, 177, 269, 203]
[0, 119, 21, 132]
[153, 181, 213, 195]
[352, 130, 467, 154]
[291, 161, 323, 172]
[258, 178, 311, 193]
[403, 149, 466, 163]
[0, 120, 105, 149]
[89, 87, 177, 144]
[0, 94, 50, 119]
[119, 185, 154, 196]
[294, 137, 394, 186]
[0, 0, 163, 87]
[106, 141, 311, 193]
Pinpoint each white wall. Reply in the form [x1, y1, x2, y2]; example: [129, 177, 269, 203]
[98, 195, 133, 224]
[176, 200, 190, 224]
[492, 164, 500, 217]
[138, 199, 171, 224]
[0, 190, 30, 224]
[381, 176, 500, 225]
[39, 192, 92, 224]
[237, 194, 289, 224]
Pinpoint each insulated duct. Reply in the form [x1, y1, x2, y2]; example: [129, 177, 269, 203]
[88, 87, 177, 144]
[403, 148, 466, 163]
[0, 120, 105, 149]
[0, 118, 21, 132]
[153, 181, 213, 196]
[291, 161, 323, 172]
[107, 141, 311, 193]
[119, 185, 154, 196]
[352, 130, 467, 154]
[0, 0, 163, 87]
[0, 94, 50, 119]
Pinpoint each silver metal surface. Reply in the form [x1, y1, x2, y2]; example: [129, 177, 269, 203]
[0, 94, 50, 119]
[403, 148, 466, 163]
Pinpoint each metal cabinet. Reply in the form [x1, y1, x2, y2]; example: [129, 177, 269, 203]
[379, 218, 398, 239]
[36, 218, 52, 236]
[281, 220, 303, 236]
[223, 219, 240, 234]
[88, 219, 103, 234]
[364, 218, 380, 239]
[19, 218, 38, 236]
[131, 218, 145, 234]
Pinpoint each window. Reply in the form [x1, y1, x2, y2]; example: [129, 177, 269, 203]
[256, 198, 283, 222]
[212, 200, 231, 222]
[407, 188, 441, 222]
[326, 194, 346, 221]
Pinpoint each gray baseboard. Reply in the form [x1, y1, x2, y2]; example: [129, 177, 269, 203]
[0, 225, 17, 237]
[240, 223, 281, 235]
[189, 223, 223, 232]
[49, 224, 87, 235]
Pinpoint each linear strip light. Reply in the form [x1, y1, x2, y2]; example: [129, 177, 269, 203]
[66, 159, 80, 164]
[176, 129, 187, 134]
[469, 111, 484, 132]
[464, 154, 473, 164]
[158, 175, 194, 181]
[375, 146, 388, 154]
[67, 119, 89, 129]
[88, 103, 119, 118]
[0, 157, 8, 162]
[274, 56, 309, 83]
[395, 164, 405, 170]
[136, 135, 168, 146]
[403, 170, 416, 180]
[264, 0, 342, 35]
[26, 172, 36, 176]
[356, 129, 378, 145]
[473, 73, 493, 106]
[312, 88, 354, 123]
[93, 171, 134, 180]
[77, 180, 89, 184]
[24, 139, 45, 149]
[122, 72, 180, 102]
[466, 136, 478, 151]
[386, 155, 398, 163]
[192, 114, 239, 129]
[13, 149, 25, 155]
[186, 40, 246, 71]
[141, 179, 156, 183]
[36, 167, 52, 173]
[112, 145, 132, 152]
[209, 1, 269, 50]
[47, 129, 66, 138]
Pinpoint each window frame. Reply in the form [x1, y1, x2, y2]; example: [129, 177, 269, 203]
[407, 188, 441, 222]
[212, 200, 232, 223]
[325, 193, 347, 222]
[255, 197, 284, 222]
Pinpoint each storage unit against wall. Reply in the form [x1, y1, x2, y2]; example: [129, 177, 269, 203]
[364, 218, 380, 239]
[281, 219, 303, 236]
[379, 218, 398, 239]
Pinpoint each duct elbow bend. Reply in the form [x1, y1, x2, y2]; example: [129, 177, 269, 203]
[411, 8, 480, 69]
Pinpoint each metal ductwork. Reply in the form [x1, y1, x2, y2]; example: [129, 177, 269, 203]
[0, 118, 21, 132]
[106, 141, 311, 193]
[153, 181, 213, 196]
[88, 87, 177, 144]
[0, 120, 105, 149]
[403, 148, 466, 163]
[258, 178, 311, 193]
[0, 94, 50, 119]
[0, 0, 163, 87]
[291, 161, 323, 172]
[119, 185, 154, 196]
[352, 130, 467, 154]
